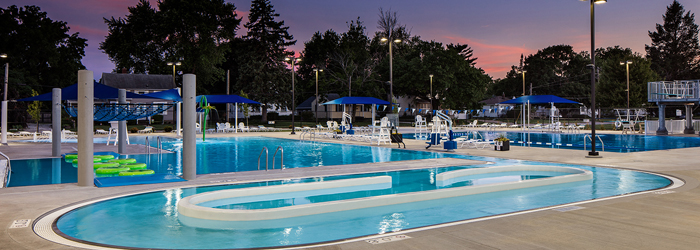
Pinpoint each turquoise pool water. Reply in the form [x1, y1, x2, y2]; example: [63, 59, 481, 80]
[404, 131, 700, 152]
[55, 163, 670, 249]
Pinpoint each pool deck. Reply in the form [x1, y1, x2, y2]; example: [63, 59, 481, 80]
[2, 128, 700, 249]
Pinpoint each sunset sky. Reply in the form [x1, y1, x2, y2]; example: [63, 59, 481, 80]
[4, 0, 700, 80]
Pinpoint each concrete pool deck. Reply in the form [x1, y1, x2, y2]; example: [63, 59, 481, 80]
[1, 129, 700, 249]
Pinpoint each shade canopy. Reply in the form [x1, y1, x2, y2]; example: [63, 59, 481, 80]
[499, 95, 579, 105]
[143, 88, 182, 102]
[196, 95, 260, 104]
[16, 83, 156, 101]
[321, 97, 390, 105]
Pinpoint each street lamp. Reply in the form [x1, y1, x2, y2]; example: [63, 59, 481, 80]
[620, 60, 632, 111]
[166, 61, 182, 87]
[285, 56, 301, 135]
[1, 53, 8, 145]
[381, 37, 402, 103]
[517, 70, 527, 96]
[313, 68, 323, 124]
[581, 0, 606, 158]
[429, 74, 434, 112]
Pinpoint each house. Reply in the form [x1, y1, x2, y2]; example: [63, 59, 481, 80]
[478, 95, 515, 118]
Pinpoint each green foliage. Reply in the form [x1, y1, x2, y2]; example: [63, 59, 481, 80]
[0, 5, 87, 98]
[26, 89, 41, 132]
[645, 0, 700, 80]
[163, 126, 173, 132]
[596, 46, 660, 108]
[129, 127, 139, 133]
[100, 0, 241, 93]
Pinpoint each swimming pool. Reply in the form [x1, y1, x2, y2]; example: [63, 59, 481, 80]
[403, 131, 700, 152]
[47, 162, 672, 249]
[8, 137, 445, 187]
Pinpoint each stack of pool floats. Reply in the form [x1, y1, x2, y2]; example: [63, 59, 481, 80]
[64, 154, 155, 177]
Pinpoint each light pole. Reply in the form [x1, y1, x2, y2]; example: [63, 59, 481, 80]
[166, 61, 182, 87]
[313, 68, 322, 124]
[620, 60, 632, 111]
[381, 37, 402, 103]
[581, 0, 606, 158]
[1, 53, 8, 145]
[517, 70, 526, 96]
[429, 74, 434, 112]
[285, 56, 301, 135]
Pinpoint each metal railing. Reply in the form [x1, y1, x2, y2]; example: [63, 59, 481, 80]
[648, 80, 700, 102]
[583, 134, 605, 152]
[272, 146, 284, 170]
[0, 151, 11, 188]
[145, 136, 150, 154]
[257, 147, 269, 170]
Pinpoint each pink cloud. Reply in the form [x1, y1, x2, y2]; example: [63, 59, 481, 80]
[441, 35, 533, 79]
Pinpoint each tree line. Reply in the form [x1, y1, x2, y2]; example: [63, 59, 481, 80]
[1, 0, 699, 120]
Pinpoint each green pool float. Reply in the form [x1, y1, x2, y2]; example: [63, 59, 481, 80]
[123, 163, 147, 170]
[118, 169, 155, 176]
[94, 155, 115, 162]
[95, 166, 130, 175]
[108, 158, 137, 164]
[72, 157, 103, 167]
[93, 162, 119, 169]
[64, 154, 78, 160]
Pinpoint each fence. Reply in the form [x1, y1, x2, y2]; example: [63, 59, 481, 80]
[644, 120, 700, 134]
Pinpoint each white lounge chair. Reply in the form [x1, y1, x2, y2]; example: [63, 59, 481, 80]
[138, 126, 153, 133]
[95, 129, 109, 135]
[238, 122, 249, 133]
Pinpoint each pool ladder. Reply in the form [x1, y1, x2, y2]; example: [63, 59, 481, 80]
[299, 130, 316, 141]
[0, 151, 11, 188]
[145, 136, 163, 154]
[257, 146, 284, 170]
[583, 134, 605, 151]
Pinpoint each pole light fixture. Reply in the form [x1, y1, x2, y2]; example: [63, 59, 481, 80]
[313, 68, 322, 124]
[381, 37, 402, 104]
[580, 0, 606, 158]
[620, 60, 632, 110]
[285, 56, 301, 135]
[517, 70, 527, 96]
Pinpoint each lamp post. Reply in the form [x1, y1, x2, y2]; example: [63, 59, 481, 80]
[620, 60, 632, 111]
[429, 74, 434, 111]
[581, 0, 606, 158]
[381, 37, 402, 103]
[313, 68, 323, 124]
[1, 53, 8, 145]
[167, 61, 182, 136]
[517, 70, 526, 96]
[285, 56, 301, 135]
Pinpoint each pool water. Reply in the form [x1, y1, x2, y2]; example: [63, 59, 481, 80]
[54, 163, 670, 249]
[403, 131, 700, 152]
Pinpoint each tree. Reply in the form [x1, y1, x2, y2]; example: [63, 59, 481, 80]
[101, 0, 240, 93]
[646, 0, 700, 80]
[597, 46, 660, 108]
[26, 89, 41, 133]
[234, 0, 296, 122]
[0, 5, 87, 97]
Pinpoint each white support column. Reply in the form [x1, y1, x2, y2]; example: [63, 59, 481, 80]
[118, 89, 127, 154]
[52, 88, 61, 156]
[235, 103, 238, 133]
[182, 74, 196, 180]
[1, 101, 6, 145]
[176, 87, 181, 136]
[77, 70, 94, 187]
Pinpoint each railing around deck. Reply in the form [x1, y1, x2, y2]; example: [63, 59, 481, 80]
[648, 80, 700, 102]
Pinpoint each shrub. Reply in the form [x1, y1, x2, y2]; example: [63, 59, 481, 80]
[164, 126, 173, 132]
[129, 127, 139, 133]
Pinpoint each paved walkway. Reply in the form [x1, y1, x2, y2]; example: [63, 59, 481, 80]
[1, 129, 700, 249]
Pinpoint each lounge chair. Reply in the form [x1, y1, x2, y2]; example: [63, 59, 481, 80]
[509, 123, 519, 128]
[138, 126, 153, 133]
[95, 129, 109, 135]
[479, 122, 490, 128]
[237, 122, 249, 133]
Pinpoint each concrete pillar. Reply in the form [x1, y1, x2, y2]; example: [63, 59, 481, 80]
[176, 88, 181, 136]
[118, 89, 126, 154]
[52, 88, 61, 156]
[656, 103, 668, 135]
[77, 70, 94, 186]
[182, 74, 196, 180]
[1, 101, 6, 145]
[684, 104, 695, 134]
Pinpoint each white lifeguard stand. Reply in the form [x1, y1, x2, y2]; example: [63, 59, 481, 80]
[106, 121, 130, 146]
[414, 115, 428, 140]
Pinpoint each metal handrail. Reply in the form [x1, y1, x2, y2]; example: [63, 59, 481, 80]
[257, 147, 269, 170]
[0, 151, 11, 188]
[583, 134, 605, 151]
[145, 136, 150, 154]
[157, 136, 162, 154]
[272, 146, 284, 170]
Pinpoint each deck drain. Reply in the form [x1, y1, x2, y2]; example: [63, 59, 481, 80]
[553, 206, 585, 212]
[365, 235, 411, 244]
[9, 219, 31, 229]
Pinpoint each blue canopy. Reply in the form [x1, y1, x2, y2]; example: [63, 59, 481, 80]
[321, 97, 390, 105]
[143, 89, 182, 102]
[499, 95, 579, 104]
[16, 83, 156, 101]
[196, 95, 260, 104]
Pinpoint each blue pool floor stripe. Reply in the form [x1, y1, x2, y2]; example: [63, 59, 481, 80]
[94, 174, 186, 187]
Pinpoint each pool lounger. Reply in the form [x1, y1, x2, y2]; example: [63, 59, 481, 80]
[178, 165, 591, 222]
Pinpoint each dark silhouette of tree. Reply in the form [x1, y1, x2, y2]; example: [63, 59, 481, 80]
[645, 0, 700, 80]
